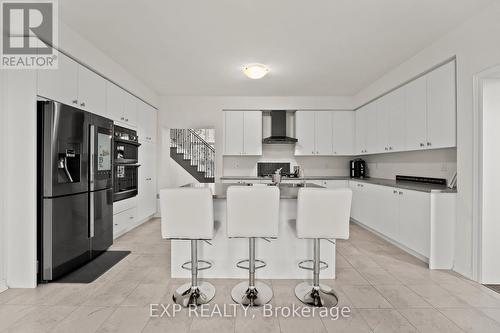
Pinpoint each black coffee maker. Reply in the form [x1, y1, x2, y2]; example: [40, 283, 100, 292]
[350, 159, 366, 178]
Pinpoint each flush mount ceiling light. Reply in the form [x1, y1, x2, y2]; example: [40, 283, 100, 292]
[243, 63, 270, 79]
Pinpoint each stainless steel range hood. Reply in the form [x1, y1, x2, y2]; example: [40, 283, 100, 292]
[262, 110, 298, 144]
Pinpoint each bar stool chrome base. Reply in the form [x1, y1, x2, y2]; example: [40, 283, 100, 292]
[173, 282, 216, 307]
[231, 281, 273, 306]
[295, 282, 338, 308]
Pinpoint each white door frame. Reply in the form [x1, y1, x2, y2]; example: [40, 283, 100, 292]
[472, 64, 500, 283]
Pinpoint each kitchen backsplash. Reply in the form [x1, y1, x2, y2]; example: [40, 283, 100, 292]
[223, 144, 457, 182]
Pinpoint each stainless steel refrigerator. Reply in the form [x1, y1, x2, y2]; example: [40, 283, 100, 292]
[37, 100, 114, 281]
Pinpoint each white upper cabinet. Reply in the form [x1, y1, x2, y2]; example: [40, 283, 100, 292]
[243, 111, 263, 155]
[106, 82, 124, 123]
[224, 111, 244, 155]
[314, 111, 333, 155]
[405, 76, 428, 150]
[37, 52, 78, 106]
[105, 81, 137, 127]
[387, 88, 406, 152]
[376, 98, 390, 153]
[223, 111, 262, 155]
[77, 66, 106, 116]
[38, 52, 107, 117]
[356, 60, 456, 156]
[355, 106, 367, 154]
[426, 61, 456, 149]
[294, 111, 316, 155]
[364, 103, 378, 154]
[332, 111, 355, 155]
[137, 101, 157, 143]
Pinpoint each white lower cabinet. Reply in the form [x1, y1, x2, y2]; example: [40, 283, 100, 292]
[375, 186, 400, 240]
[350, 182, 431, 258]
[398, 189, 430, 258]
[113, 207, 137, 239]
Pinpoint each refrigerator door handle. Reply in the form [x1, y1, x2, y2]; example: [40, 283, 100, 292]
[89, 191, 95, 238]
[89, 125, 95, 191]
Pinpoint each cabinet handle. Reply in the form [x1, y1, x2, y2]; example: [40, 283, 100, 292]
[389, 147, 393, 150]
[126, 118, 129, 122]
[72, 100, 78, 104]
[316, 151, 319, 154]
[427, 142, 431, 146]
[419, 143, 424, 147]
[399, 191, 403, 195]
[129, 216, 134, 220]
[385, 147, 388, 151]
[393, 190, 398, 194]
[80, 102, 86, 107]
[120, 117, 125, 120]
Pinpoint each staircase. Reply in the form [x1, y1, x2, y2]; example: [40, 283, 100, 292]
[170, 129, 215, 183]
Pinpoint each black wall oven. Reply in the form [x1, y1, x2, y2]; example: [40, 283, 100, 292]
[113, 125, 140, 202]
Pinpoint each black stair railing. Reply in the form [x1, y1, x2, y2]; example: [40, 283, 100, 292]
[170, 129, 215, 179]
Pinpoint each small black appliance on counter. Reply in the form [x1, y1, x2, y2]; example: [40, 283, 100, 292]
[350, 159, 366, 178]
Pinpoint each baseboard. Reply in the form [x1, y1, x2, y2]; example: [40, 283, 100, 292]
[350, 219, 429, 264]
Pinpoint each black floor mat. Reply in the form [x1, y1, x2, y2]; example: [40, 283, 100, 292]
[484, 285, 500, 295]
[54, 251, 131, 283]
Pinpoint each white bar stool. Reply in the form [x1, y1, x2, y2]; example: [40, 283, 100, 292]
[226, 186, 280, 306]
[160, 187, 215, 307]
[295, 188, 352, 307]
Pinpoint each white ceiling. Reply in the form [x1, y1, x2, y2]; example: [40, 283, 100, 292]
[60, 0, 494, 96]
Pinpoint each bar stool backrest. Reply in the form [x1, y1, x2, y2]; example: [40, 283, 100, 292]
[296, 188, 352, 239]
[226, 186, 280, 238]
[160, 187, 214, 240]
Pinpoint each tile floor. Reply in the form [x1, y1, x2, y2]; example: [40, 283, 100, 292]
[1, 219, 500, 332]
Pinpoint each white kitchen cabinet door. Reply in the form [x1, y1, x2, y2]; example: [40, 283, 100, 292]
[315, 112, 333, 155]
[375, 186, 400, 240]
[405, 76, 427, 151]
[365, 103, 378, 154]
[426, 61, 456, 149]
[106, 82, 124, 123]
[137, 102, 157, 144]
[332, 111, 355, 155]
[138, 142, 157, 221]
[77, 65, 106, 116]
[122, 94, 137, 127]
[37, 52, 78, 106]
[358, 183, 378, 229]
[355, 107, 367, 154]
[113, 207, 137, 239]
[387, 88, 406, 152]
[398, 189, 430, 257]
[376, 97, 390, 153]
[243, 111, 262, 155]
[349, 181, 362, 221]
[295, 111, 316, 156]
[224, 111, 244, 155]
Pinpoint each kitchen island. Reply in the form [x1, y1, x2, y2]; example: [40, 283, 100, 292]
[170, 182, 337, 279]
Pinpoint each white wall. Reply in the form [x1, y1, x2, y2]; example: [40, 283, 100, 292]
[363, 148, 457, 181]
[0, 68, 6, 291]
[158, 96, 354, 188]
[2, 23, 159, 288]
[352, 1, 500, 279]
[480, 78, 500, 283]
